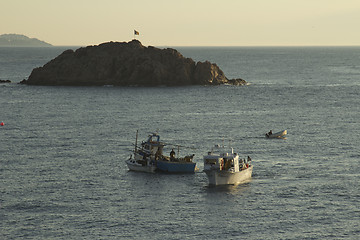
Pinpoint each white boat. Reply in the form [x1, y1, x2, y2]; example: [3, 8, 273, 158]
[126, 158, 157, 173]
[265, 129, 287, 139]
[126, 131, 164, 173]
[203, 145, 253, 185]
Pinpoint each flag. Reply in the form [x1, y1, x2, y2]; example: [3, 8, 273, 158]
[134, 30, 139, 35]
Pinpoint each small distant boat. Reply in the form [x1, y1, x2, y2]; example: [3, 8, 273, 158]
[265, 129, 287, 139]
[126, 131, 197, 173]
[203, 145, 253, 185]
[126, 131, 162, 173]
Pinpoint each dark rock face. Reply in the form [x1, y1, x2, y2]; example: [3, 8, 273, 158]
[21, 40, 246, 86]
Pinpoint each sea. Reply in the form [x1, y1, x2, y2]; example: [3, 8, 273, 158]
[0, 45, 359, 239]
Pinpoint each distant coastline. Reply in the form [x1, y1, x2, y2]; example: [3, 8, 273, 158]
[0, 34, 52, 47]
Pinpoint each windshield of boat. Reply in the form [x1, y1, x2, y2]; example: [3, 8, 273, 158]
[148, 134, 160, 143]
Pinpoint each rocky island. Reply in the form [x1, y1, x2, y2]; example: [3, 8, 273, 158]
[21, 40, 246, 86]
[0, 34, 52, 47]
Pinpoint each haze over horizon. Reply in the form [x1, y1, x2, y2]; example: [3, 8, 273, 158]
[2, 0, 360, 47]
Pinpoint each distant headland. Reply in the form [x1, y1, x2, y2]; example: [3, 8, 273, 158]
[20, 40, 246, 86]
[0, 34, 52, 47]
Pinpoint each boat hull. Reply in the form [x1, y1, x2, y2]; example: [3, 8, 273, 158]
[205, 166, 253, 185]
[156, 160, 196, 173]
[126, 159, 156, 173]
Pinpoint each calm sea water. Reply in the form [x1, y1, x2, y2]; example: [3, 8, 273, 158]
[1, 46, 359, 239]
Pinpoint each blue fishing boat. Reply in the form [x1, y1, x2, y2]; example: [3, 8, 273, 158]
[126, 131, 197, 173]
[156, 154, 196, 173]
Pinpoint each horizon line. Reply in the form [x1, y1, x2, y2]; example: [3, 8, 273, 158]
[50, 43, 360, 48]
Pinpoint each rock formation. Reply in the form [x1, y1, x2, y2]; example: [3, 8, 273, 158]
[21, 40, 246, 86]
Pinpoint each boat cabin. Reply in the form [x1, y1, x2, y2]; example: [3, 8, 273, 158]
[204, 151, 240, 172]
[141, 133, 165, 157]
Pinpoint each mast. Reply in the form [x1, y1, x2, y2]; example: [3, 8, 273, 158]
[134, 130, 138, 153]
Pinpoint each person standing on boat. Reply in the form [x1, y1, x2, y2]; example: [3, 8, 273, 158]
[224, 159, 231, 170]
[155, 148, 161, 160]
[170, 149, 175, 160]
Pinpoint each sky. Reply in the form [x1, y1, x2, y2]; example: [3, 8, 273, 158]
[1, 0, 360, 46]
